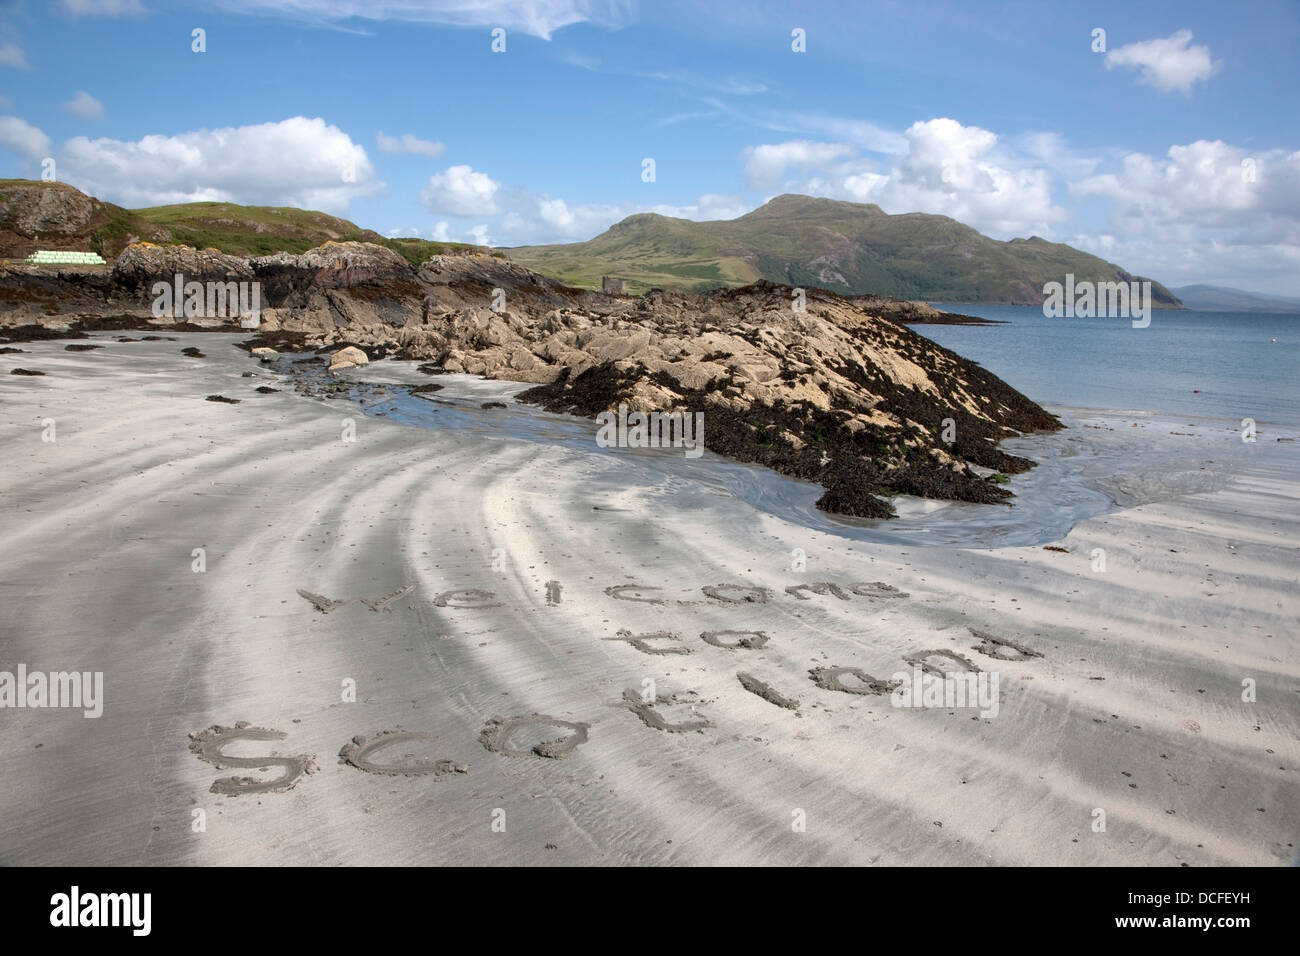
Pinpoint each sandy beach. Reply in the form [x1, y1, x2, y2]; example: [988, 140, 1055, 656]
[1, 333, 1296, 866]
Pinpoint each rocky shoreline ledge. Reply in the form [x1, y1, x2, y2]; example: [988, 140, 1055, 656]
[0, 240, 1059, 518]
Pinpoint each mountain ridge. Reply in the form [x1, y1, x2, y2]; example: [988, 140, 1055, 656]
[1170, 284, 1300, 314]
[509, 193, 1181, 307]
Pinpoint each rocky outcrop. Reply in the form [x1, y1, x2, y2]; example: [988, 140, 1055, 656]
[0, 181, 97, 237]
[0, 180, 174, 260]
[0, 242, 1061, 518]
[251, 241, 415, 294]
[513, 283, 1059, 516]
[112, 242, 254, 291]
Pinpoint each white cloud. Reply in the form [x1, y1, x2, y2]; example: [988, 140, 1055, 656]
[64, 90, 105, 120]
[1073, 140, 1299, 228]
[59, 116, 380, 212]
[467, 224, 492, 246]
[743, 140, 855, 189]
[60, 0, 146, 16]
[0, 43, 28, 70]
[420, 165, 500, 216]
[209, 0, 632, 39]
[771, 118, 1067, 238]
[376, 131, 444, 157]
[430, 221, 453, 242]
[1070, 141, 1300, 292]
[0, 116, 51, 159]
[1069, 230, 1300, 296]
[1105, 30, 1220, 95]
[537, 196, 578, 232]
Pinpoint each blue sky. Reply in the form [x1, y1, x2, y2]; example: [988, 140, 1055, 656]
[2, 0, 1298, 293]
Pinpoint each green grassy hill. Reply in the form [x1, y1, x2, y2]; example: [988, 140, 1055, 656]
[0, 180, 489, 266]
[508, 194, 1180, 306]
[130, 201, 491, 265]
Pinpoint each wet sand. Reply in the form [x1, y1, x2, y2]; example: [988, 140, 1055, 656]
[0, 333, 1296, 865]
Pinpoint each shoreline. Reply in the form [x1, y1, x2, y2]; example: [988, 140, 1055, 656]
[300, 348, 1299, 549]
[1, 333, 1296, 866]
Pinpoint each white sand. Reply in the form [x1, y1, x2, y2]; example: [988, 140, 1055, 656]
[0, 334, 1296, 865]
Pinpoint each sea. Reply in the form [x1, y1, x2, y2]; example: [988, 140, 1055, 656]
[921, 305, 1300, 429]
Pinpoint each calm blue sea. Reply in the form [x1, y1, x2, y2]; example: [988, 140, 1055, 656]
[920, 306, 1300, 427]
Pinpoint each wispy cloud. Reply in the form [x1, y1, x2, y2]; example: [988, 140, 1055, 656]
[761, 110, 908, 156]
[377, 131, 445, 157]
[208, 0, 634, 39]
[64, 90, 106, 120]
[562, 54, 766, 96]
[60, 0, 147, 16]
[653, 109, 722, 128]
[0, 43, 29, 70]
[689, 96, 907, 156]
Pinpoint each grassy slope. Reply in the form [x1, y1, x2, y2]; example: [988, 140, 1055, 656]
[509, 194, 1180, 305]
[0, 181, 492, 266]
[132, 202, 492, 265]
